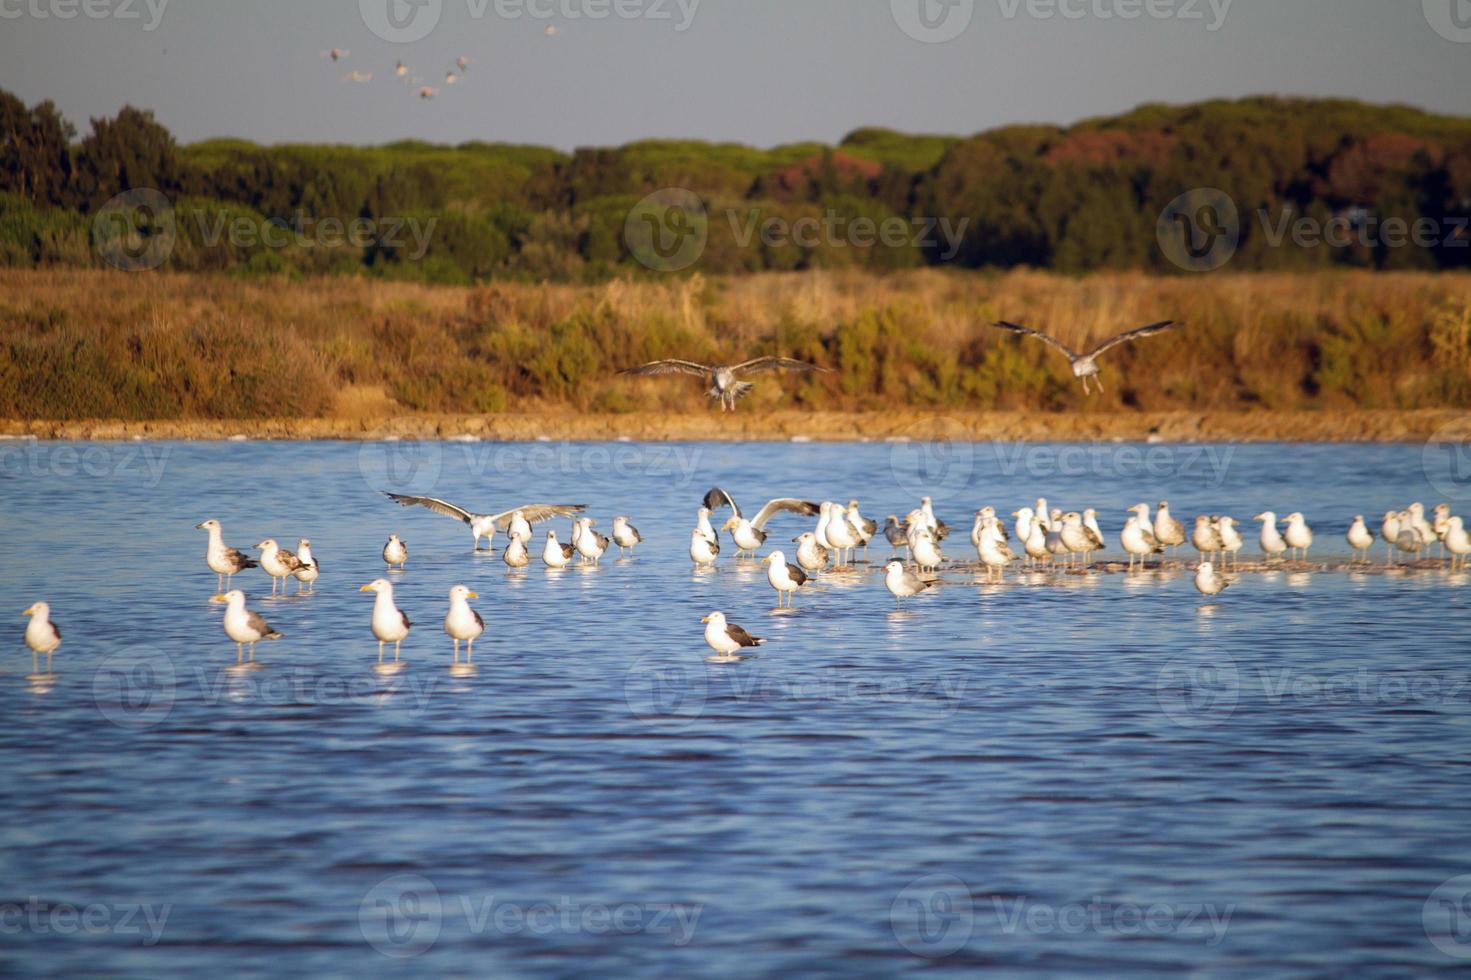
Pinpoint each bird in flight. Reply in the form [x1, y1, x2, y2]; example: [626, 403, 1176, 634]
[988, 321, 1183, 394]
[617, 357, 831, 412]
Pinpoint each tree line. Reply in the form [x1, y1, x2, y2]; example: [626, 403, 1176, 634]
[2, 87, 1468, 281]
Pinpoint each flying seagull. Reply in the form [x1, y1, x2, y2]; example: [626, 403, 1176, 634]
[384, 493, 586, 552]
[617, 357, 832, 412]
[989, 321, 1182, 394]
[702, 488, 820, 556]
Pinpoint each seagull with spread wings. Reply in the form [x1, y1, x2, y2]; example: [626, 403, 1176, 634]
[617, 356, 831, 412]
[702, 488, 821, 557]
[383, 493, 586, 552]
[989, 321, 1183, 394]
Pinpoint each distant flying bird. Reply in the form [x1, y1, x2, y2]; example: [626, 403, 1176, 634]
[342, 71, 372, 83]
[417, 87, 438, 100]
[456, 55, 470, 71]
[618, 357, 832, 412]
[544, 24, 558, 36]
[445, 71, 459, 85]
[321, 48, 349, 61]
[989, 320, 1183, 394]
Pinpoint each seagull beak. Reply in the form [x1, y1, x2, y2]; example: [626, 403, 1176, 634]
[210, 594, 228, 604]
[193, 522, 205, 529]
[359, 584, 374, 592]
[467, 591, 479, 599]
[23, 606, 35, 616]
[700, 615, 711, 623]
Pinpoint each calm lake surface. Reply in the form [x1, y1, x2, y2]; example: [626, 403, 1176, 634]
[2, 438, 1470, 977]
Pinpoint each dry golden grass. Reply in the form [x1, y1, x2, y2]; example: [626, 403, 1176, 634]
[1, 267, 1468, 421]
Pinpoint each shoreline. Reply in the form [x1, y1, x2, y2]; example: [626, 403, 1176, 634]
[1, 411, 1466, 443]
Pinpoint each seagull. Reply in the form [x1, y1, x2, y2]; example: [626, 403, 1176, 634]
[1444, 516, 1471, 572]
[1190, 516, 1222, 564]
[342, 71, 372, 83]
[255, 538, 305, 595]
[792, 531, 830, 574]
[395, 60, 409, 77]
[826, 504, 860, 568]
[1407, 503, 1437, 557]
[22, 602, 61, 674]
[1121, 508, 1164, 572]
[1347, 516, 1375, 563]
[1392, 511, 1427, 565]
[695, 507, 720, 550]
[503, 536, 531, 571]
[884, 559, 933, 609]
[1254, 512, 1287, 560]
[846, 501, 878, 559]
[417, 87, 438, 100]
[321, 48, 349, 61]
[989, 320, 1183, 394]
[196, 519, 259, 591]
[1061, 512, 1094, 569]
[884, 516, 908, 557]
[383, 534, 409, 570]
[1283, 512, 1313, 561]
[573, 518, 609, 565]
[383, 493, 586, 552]
[690, 528, 720, 567]
[444, 585, 484, 662]
[1433, 504, 1452, 560]
[1216, 516, 1243, 571]
[701, 612, 764, 661]
[542, 529, 575, 569]
[703, 488, 820, 557]
[210, 590, 282, 662]
[1154, 501, 1186, 556]
[617, 356, 831, 412]
[911, 528, 946, 575]
[360, 579, 411, 661]
[1380, 511, 1403, 565]
[1081, 508, 1106, 565]
[1194, 561, 1229, 600]
[976, 519, 1019, 583]
[612, 516, 643, 557]
[507, 511, 534, 545]
[763, 550, 809, 607]
[456, 55, 470, 71]
[293, 538, 320, 593]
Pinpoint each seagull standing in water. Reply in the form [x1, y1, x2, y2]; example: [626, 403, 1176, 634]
[256, 539, 306, 595]
[701, 612, 764, 661]
[885, 559, 933, 609]
[360, 579, 411, 661]
[210, 590, 282, 662]
[196, 520, 258, 592]
[793, 531, 831, 574]
[23, 602, 61, 674]
[444, 585, 484, 662]
[293, 539, 320, 593]
[617, 356, 832, 412]
[988, 320, 1183, 394]
[542, 529, 575, 569]
[1154, 501, 1186, 556]
[383, 534, 409, 570]
[1194, 561, 1230, 601]
[1283, 512, 1314, 561]
[1347, 516, 1375, 563]
[384, 493, 586, 552]
[611, 517, 643, 558]
[1444, 516, 1471, 571]
[763, 550, 809, 607]
[1253, 512, 1287, 561]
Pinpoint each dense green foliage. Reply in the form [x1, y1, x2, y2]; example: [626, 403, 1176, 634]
[2, 89, 1469, 281]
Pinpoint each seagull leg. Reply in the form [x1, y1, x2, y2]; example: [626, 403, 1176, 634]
[452, 639, 459, 663]
[377, 641, 385, 663]
[395, 641, 402, 661]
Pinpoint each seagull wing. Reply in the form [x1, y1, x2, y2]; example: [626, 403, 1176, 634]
[730, 356, 831, 376]
[990, 322, 1080, 360]
[246, 610, 279, 638]
[702, 487, 742, 519]
[786, 564, 809, 588]
[489, 504, 588, 530]
[472, 609, 485, 630]
[752, 498, 821, 530]
[384, 493, 477, 525]
[725, 623, 765, 648]
[1086, 321, 1181, 358]
[618, 359, 711, 378]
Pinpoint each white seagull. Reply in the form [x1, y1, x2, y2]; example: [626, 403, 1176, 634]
[701, 612, 764, 661]
[690, 528, 720, 567]
[574, 518, 609, 565]
[884, 559, 934, 609]
[612, 516, 643, 557]
[23, 602, 61, 674]
[617, 356, 832, 412]
[293, 538, 320, 593]
[360, 579, 412, 661]
[210, 590, 282, 662]
[703, 488, 820, 558]
[1254, 512, 1287, 561]
[989, 320, 1183, 394]
[1283, 512, 1313, 561]
[793, 531, 831, 574]
[384, 493, 586, 552]
[1347, 516, 1375, 563]
[196, 519, 258, 592]
[444, 585, 484, 662]
[543, 529, 576, 569]
[256, 538, 306, 595]
[1194, 561, 1229, 601]
[763, 550, 810, 607]
[383, 534, 409, 570]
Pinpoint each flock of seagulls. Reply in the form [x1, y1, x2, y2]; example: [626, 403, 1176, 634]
[17, 488, 1468, 677]
[322, 49, 481, 102]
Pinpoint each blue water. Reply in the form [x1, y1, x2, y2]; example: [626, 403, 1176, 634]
[2, 438, 1471, 977]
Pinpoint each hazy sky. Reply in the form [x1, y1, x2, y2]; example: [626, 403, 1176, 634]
[1, 0, 1468, 149]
